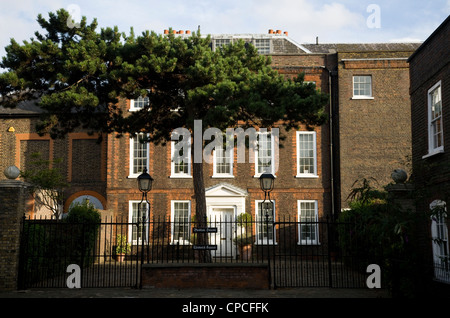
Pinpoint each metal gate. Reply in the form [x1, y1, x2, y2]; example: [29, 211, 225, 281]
[18, 216, 373, 289]
[18, 217, 140, 289]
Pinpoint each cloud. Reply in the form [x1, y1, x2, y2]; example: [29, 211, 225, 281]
[250, 0, 366, 43]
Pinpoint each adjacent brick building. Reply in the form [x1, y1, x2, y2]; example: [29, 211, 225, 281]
[0, 30, 419, 256]
[302, 42, 420, 209]
[408, 16, 450, 287]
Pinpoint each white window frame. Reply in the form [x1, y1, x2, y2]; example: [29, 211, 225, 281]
[296, 131, 318, 178]
[430, 200, 450, 283]
[254, 132, 275, 177]
[128, 133, 149, 178]
[171, 200, 192, 245]
[212, 145, 234, 178]
[254, 38, 271, 54]
[297, 200, 319, 245]
[424, 81, 444, 158]
[128, 200, 149, 246]
[129, 96, 150, 111]
[255, 200, 276, 245]
[352, 75, 374, 99]
[214, 38, 232, 51]
[170, 134, 192, 178]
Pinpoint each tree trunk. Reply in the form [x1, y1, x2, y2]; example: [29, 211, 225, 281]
[191, 139, 212, 263]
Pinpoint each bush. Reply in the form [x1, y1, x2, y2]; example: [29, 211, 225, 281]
[62, 200, 102, 267]
[338, 179, 425, 297]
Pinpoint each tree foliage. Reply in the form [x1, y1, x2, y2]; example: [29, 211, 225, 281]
[0, 9, 328, 139]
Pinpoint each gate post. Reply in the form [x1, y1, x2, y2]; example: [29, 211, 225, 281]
[0, 166, 30, 290]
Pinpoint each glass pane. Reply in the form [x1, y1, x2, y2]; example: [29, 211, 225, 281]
[133, 134, 148, 175]
[173, 202, 190, 243]
[298, 133, 315, 174]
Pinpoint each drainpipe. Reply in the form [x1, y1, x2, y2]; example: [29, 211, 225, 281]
[323, 56, 339, 220]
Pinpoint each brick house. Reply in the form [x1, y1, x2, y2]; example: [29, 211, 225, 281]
[0, 101, 107, 218]
[105, 31, 332, 255]
[408, 16, 450, 287]
[302, 42, 420, 210]
[0, 30, 419, 256]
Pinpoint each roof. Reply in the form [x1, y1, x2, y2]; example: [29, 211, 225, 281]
[0, 99, 42, 117]
[302, 42, 422, 54]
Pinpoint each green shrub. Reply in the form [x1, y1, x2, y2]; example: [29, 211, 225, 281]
[62, 200, 101, 267]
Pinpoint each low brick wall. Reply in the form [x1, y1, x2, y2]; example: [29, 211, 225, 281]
[142, 263, 269, 289]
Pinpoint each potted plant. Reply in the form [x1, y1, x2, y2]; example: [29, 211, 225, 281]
[115, 234, 131, 262]
[234, 213, 253, 260]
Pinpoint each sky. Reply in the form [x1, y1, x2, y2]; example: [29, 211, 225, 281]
[0, 0, 449, 62]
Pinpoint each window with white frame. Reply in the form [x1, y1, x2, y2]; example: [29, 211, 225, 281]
[298, 200, 319, 245]
[430, 200, 450, 283]
[255, 132, 275, 176]
[129, 133, 149, 177]
[255, 200, 276, 244]
[171, 201, 191, 245]
[171, 134, 191, 177]
[254, 38, 271, 54]
[214, 38, 231, 50]
[296, 131, 318, 178]
[130, 96, 150, 111]
[213, 146, 233, 177]
[427, 81, 444, 156]
[128, 201, 149, 245]
[352, 75, 373, 98]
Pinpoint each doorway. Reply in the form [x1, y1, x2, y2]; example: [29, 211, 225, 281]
[208, 207, 236, 257]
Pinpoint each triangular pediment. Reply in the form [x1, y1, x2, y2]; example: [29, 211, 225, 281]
[205, 183, 248, 197]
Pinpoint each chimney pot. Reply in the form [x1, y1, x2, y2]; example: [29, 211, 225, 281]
[164, 29, 169, 34]
[284, 31, 288, 36]
[186, 30, 191, 34]
[276, 30, 282, 34]
[268, 29, 274, 34]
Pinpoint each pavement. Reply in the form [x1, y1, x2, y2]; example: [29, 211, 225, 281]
[0, 287, 408, 316]
[0, 286, 390, 298]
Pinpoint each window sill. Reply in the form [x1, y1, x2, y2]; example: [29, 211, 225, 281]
[211, 175, 235, 179]
[295, 174, 319, 179]
[351, 96, 374, 100]
[422, 149, 444, 159]
[169, 175, 192, 179]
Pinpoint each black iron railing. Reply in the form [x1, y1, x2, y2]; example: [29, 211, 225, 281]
[18, 215, 374, 289]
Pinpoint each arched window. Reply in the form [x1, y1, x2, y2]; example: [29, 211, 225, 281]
[430, 200, 450, 283]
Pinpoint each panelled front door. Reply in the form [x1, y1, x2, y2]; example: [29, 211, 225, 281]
[208, 207, 235, 257]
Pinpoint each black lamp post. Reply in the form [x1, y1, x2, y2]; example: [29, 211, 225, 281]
[259, 172, 274, 286]
[259, 172, 275, 225]
[137, 168, 153, 288]
[138, 168, 153, 193]
[259, 172, 275, 194]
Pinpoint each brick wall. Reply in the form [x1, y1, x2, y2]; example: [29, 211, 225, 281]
[409, 17, 450, 204]
[337, 50, 415, 208]
[142, 263, 269, 289]
[0, 180, 28, 290]
[0, 117, 107, 215]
